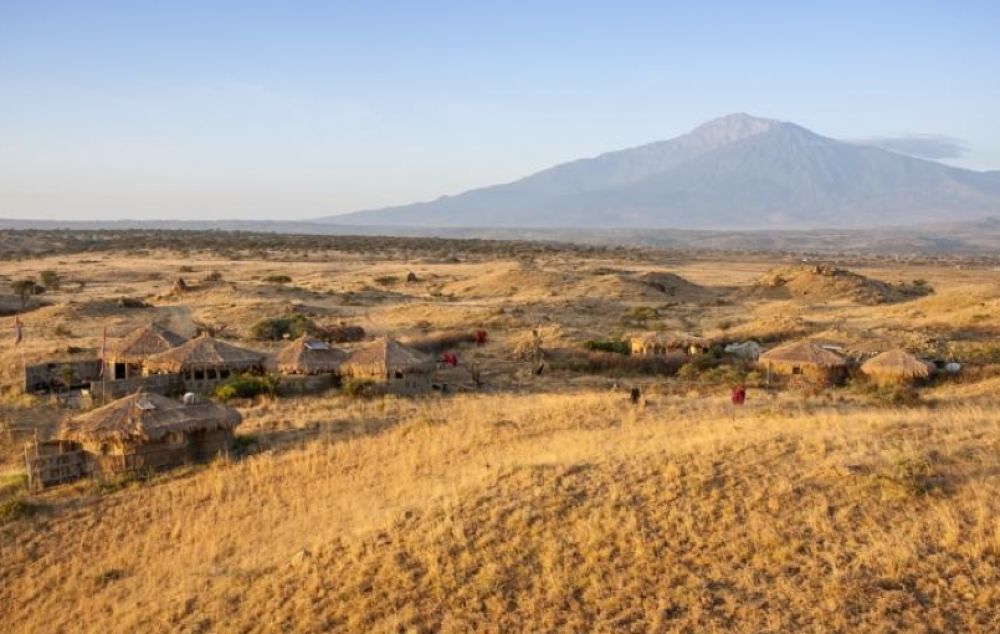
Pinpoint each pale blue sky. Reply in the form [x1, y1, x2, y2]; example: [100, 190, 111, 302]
[1, 1, 998, 220]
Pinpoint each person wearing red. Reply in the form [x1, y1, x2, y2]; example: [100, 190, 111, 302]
[731, 385, 747, 406]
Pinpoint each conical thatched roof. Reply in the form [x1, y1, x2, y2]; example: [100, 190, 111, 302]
[341, 337, 434, 377]
[109, 324, 187, 364]
[144, 334, 266, 373]
[861, 349, 934, 380]
[59, 392, 241, 442]
[275, 336, 346, 375]
[759, 340, 848, 368]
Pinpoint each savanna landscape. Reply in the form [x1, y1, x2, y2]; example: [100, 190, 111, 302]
[1, 230, 999, 633]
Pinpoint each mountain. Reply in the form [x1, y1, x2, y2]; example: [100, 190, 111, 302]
[322, 114, 1000, 229]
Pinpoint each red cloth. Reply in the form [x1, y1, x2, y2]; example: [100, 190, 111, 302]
[441, 352, 458, 367]
[731, 386, 747, 406]
[474, 330, 488, 346]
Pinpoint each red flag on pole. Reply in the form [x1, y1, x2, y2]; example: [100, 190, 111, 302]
[13, 316, 23, 348]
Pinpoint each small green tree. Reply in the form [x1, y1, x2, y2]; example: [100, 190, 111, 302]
[214, 374, 279, 401]
[249, 314, 320, 341]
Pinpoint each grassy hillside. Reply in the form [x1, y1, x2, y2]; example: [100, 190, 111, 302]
[3, 390, 999, 632]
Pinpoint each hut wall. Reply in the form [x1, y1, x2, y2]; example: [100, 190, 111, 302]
[177, 366, 249, 394]
[388, 371, 432, 394]
[188, 428, 235, 461]
[865, 372, 927, 388]
[277, 373, 338, 396]
[765, 362, 847, 386]
[90, 372, 183, 401]
[82, 437, 193, 475]
[24, 359, 102, 392]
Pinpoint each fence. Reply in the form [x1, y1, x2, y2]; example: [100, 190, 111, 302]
[25, 440, 85, 491]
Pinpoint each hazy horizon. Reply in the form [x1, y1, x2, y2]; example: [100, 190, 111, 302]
[2, 1, 999, 221]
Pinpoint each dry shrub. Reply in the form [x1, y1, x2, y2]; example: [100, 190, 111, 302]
[552, 349, 685, 376]
[404, 331, 475, 354]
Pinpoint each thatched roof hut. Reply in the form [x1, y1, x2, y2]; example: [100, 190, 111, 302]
[759, 340, 848, 383]
[59, 392, 240, 443]
[861, 349, 935, 385]
[109, 324, 187, 365]
[275, 335, 347, 375]
[340, 337, 434, 379]
[144, 334, 266, 374]
[630, 331, 708, 356]
[760, 340, 847, 368]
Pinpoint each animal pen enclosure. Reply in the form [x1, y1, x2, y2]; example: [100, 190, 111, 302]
[25, 440, 85, 491]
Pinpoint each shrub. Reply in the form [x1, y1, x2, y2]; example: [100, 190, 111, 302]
[232, 434, 261, 455]
[40, 270, 61, 290]
[203, 271, 224, 283]
[407, 331, 476, 354]
[325, 324, 366, 343]
[0, 472, 28, 498]
[342, 377, 379, 399]
[0, 497, 42, 523]
[373, 275, 399, 286]
[250, 314, 321, 341]
[178, 265, 194, 273]
[584, 339, 630, 355]
[263, 275, 292, 284]
[551, 350, 684, 377]
[621, 305, 659, 324]
[214, 374, 279, 401]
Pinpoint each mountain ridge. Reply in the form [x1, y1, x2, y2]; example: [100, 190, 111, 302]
[322, 114, 1000, 229]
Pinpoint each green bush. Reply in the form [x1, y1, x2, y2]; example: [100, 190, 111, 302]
[214, 374, 279, 401]
[232, 434, 260, 455]
[584, 339, 630, 355]
[342, 377, 379, 399]
[0, 497, 42, 523]
[249, 314, 320, 341]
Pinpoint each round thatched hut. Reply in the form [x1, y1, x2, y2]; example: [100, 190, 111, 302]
[759, 340, 849, 385]
[275, 335, 347, 375]
[144, 334, 267, 392]
[59, 391, 241, 475]
[107, 323, 187, 380]
[861, 349, 935, 386]
[340, 336, 435, 393]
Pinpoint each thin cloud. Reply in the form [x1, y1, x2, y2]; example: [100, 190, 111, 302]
[857, 134, 968, 160]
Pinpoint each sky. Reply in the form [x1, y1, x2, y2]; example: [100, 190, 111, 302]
[1, 1, 998, 221]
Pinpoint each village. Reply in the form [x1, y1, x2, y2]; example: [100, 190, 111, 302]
[2, 231, 999, 631]
[7, 263, 962, 491]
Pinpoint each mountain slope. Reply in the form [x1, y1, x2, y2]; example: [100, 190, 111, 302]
[323, 114, 1000, 229]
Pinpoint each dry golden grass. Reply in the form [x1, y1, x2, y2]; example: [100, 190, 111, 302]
[3, 390, 1000, 632]
[3, 241, 1000, 632]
